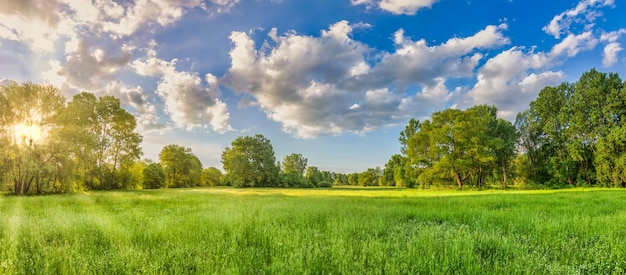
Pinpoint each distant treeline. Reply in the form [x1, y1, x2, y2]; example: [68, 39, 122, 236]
[2, 68, 625, 194]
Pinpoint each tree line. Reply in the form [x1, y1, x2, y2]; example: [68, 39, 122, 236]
[375, 68, 626, 189]
[2, 68, 625, 194]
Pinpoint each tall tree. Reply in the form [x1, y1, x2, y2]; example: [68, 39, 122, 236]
[222, 134, 279, 187]
[61, 93, 142, 190]
[305, 166, 322, 186]
[159, 145, 202, 188]
[399, 118, 420, 155]
[0, 82, 68, 194]
[282, 153, 308, 175]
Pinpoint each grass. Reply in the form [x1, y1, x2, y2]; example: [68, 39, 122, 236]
[1, 187, 626, 274]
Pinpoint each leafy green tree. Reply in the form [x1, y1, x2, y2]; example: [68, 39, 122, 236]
[382, 154, 407, 187]
[358, 168, 379, 186]
[0, 82, 68, 194]
[333, 173, 348, 185]
[159, 145, 202, 188]
[306, 166, 322, 186]
[490, 118, 518, 187]
[348, 173, 359, 185]
[201, 167, 223, 186]
[399, 118, 420, 155]
[143, 163, 165, 189]
[61, 92, 142, 190]
[282, 153, 308, 175]
[222, 134, 279, 187]
[405, 105, 515, 189]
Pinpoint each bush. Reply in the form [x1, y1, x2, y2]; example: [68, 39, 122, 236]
[316, 181, 333, 188]
[142, 163, 165, 189]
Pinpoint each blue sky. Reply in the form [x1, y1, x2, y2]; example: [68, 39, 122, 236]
[1, 0, 625, 173]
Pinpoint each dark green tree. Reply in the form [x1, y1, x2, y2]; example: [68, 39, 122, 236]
[222, 134, 279, 187]
[143, 163, 165, 189]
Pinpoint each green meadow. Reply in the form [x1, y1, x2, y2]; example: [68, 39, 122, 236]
[2, 188, 626, 274]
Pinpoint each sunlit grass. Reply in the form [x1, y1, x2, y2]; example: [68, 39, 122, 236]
[2, 187, 626, 273]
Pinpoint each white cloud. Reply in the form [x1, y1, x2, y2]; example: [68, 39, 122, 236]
[543, 0, 614, 39]
[351, 0, 438, 15]
[600, 29, 626, 67]
[59, 38, 131, 90]
[465, 33, 600, 119]
[224, 21, 510, 138]
[131, 52, 232, 133]
[368, 24, 509, 88]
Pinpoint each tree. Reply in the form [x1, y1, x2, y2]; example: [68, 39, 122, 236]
[305, 166, 322, 186]
[358, 168, 380, 186]
[404, 105, 515, 189]
[143, 163, 165, 189]
[490, 118, 518, 188]
[348, 173, 359, 185]
[282, 153, 308, 175]
[382, 154, 407, 187]
[0, 82, 68, 195]
[399, 118, 420, 155]
[61, 92, 142, 190]
[201, 167, 223, 186]
[159, 145, 202, 188]
[222, 134, 279, 187]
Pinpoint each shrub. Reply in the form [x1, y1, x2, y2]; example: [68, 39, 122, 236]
[316, 181, 333, 188]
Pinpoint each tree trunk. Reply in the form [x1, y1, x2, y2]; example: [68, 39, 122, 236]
[454, 171, 462, 189]
[502, 164, 507, 188]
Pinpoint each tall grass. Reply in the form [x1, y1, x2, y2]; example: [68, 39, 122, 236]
[1, 188, 626, 274]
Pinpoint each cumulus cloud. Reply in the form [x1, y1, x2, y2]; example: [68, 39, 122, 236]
[543, 0, 614, 39]
[223, 21, 510, 138]
[59, 38, 131, 90]
[368, 24, 509, 88]
[131, 52, 232, 133]
[600, 29, 626, 67]
[466, 0, 622, 119]
[351, 0, 438, 15]
[466, 31, 602, 119]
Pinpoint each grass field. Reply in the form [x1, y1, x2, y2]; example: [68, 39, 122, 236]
[2, 187, 626, 274]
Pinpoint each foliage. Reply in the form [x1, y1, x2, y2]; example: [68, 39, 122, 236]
[201, 167, 223, 186]
[0, 82, 68, 194]
[282, 153, 307, 175]
[516, 69, 626, 187]
[159, 145, 202, 188]
[221, 134, 279, 187]
[316, 180, 333, 188]
[401, 105, 516, 189]
[305, 166, 322, 186]
[143, 163, 165, 189]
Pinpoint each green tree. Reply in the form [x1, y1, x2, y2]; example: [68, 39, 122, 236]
[405, 105, 513, 189]
[222, 134, 279, 187]
[159, 145, 202, 188]
[383, 154, 407, 187]
[490, 118, 518, 187]
[201, 167, 223, 186]
[61, 93, 142, 190]
[399, 118, 420, 155]
[282, 153, 308, 175]
[305, 166, 322, 186]
[348, 173, 359, 185]
[0, 82, 68, 195]
[358, 168, 380, 186]
[143, 163, 165, 189]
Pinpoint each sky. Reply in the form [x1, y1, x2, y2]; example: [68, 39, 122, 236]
[1, 0, 625, 173]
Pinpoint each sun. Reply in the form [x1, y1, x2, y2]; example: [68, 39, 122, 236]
[12, 123, 44, 147]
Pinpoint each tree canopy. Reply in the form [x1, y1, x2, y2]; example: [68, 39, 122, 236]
[221, 134, 280, 187]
